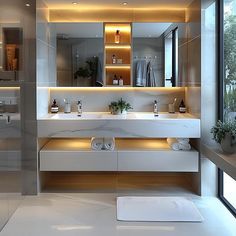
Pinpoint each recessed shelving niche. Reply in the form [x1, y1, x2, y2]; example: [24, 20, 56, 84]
[104, 23, 132, 86]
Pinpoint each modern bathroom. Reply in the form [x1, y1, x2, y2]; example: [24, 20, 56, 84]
[0, 0, 235, 235]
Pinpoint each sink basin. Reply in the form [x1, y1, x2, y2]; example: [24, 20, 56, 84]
[134, 113, 190, 120]
[51, 113, 102, 120]
[49, 112, 194, 120]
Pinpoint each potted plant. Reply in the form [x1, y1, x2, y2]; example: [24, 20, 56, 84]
[211, 120, 236, 154]
[109, 98, 132, 115]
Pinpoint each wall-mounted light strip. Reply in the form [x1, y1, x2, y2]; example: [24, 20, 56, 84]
[105, 26, 131, 33]
[0, 87, 20, 90]
[105, 65, 130, 69]
[105, 45, 131, 49]
[48, 87, 186, 92]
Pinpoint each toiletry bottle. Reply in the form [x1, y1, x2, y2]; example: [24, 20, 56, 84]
[51, 99, 59, 113]
[77, 100, 82, 116]
[112, 74, 119, 85]
[112, 55, 116, 64]
[179, 100, 187, 113]
[115, 30, 120, 44]
[119, 76, 124, 86]
[64, 99, 71, 113]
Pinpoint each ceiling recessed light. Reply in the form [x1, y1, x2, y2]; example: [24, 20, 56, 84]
[122, 2, 128, 6]
[25, 3, 30, 7]
[72, 1, 78, 5]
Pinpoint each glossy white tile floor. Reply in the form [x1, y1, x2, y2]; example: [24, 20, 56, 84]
[0, 193, 236, 236]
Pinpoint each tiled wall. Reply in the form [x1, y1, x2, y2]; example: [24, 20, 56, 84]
[37, 0, 56, 118]
[49, 88, 185, 113]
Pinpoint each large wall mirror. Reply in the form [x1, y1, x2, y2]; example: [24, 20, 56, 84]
[53, 22, 180, 87]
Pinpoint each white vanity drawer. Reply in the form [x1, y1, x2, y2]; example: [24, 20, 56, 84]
[40, 151, 117, 171]
[118, 151, 199, 172]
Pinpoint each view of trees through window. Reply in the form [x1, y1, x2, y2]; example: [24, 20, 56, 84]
[222, 0, 236, 214]
[224, 0, 236, 120]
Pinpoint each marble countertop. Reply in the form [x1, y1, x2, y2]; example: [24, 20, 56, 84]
[38, 112, 201, 138]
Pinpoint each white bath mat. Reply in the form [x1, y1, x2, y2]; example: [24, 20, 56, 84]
[117, 196, 203, 222]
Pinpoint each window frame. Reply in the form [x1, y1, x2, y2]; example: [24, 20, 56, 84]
[217, 0, 236, 217]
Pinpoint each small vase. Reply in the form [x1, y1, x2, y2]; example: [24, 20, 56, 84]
[221, 132, 236, 154]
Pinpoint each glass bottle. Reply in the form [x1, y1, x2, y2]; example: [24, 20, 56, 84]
[51, 99, 59, 113]
[112, 55, 116, 64]
[115, 30, 120, 44]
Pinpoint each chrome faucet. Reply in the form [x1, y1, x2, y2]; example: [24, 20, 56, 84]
[154, 100, 158, 116]
[77, 100, 82, 116]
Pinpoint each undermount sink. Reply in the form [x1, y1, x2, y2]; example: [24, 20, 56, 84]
[50, 113, 103, 120]
[133, 113, 192, 119]
[49, 112, 194, 120]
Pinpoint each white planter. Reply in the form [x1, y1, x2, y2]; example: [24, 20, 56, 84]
[221, 132, 236, 154]
[111, 110, 127, 115]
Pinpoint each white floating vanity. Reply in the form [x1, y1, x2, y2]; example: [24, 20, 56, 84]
[39, 112, 200, 173]
[40, 139, 199, 172]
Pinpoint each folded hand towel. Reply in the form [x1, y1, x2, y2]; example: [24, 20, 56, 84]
[91, 137, 104, 150]
[103, 138, 115, 151]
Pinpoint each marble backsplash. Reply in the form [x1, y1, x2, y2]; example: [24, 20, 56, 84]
[48, 88, 185, 114]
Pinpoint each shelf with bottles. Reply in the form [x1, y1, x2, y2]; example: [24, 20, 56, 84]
[105, 48, 131, 65]
[2, 28, 22, 72]
[104, 23, 131, 45]
[105, 67, 131, 86]
[104, 23, 132, 87]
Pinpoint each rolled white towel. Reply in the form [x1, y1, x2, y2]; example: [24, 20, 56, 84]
[178, 142, 191, 150]
[177, 138, 190, 145]
[167, 138, 191, 151]
[91, 137, 104, 150]
[103, 138, 115, 151]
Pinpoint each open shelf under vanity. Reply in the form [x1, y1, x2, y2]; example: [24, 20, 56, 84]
[39, 138, 200, 193]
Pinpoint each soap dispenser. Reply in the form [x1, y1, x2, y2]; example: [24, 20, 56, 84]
[77, 100, 82, 116]
[179, 100, 187, 113]
[51, 99, 59, 113]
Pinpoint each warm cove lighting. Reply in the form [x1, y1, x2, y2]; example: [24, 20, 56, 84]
[0, 87, 20, 90]
[105, 26, 131, 33]
[105, 45, 131, 49]
[47, 87, 185, 92]
[106, 65, 130, 69]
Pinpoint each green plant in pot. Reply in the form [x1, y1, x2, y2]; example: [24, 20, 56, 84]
[211, 120, 236, 154]
[109, 98, 132, 115]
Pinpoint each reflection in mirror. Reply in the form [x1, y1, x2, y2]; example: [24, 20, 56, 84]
[164, 28, 179, 87]
[133, 23, 177, 87]
[53, 22, 180, 87]
[55, 23, 104, 87]
[164, 31, 173, 87]
[0, 26, 22, 81]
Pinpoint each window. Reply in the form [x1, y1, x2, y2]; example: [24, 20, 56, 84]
[164, 28, 178, 87]
[218, 0, 236, 217]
